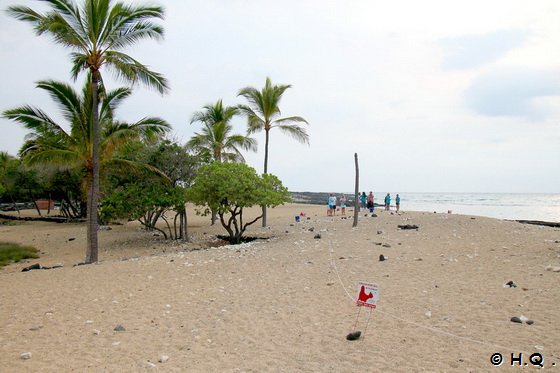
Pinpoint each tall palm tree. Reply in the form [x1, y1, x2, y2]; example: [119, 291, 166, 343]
[3, 78, 170, 217]
[188, 100, 257, 163]
[237, 77, 309, 226]
[188, 99, 257, 225]
[7, 0, 169, 263]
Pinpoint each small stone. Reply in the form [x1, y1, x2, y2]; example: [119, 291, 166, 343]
[114, 324, 126, 332]
[425, 310, 432, 318]
[504, 280, 517, 288]
[21, 263, 41, 272]
[382, 243, 391, 248]
[526, 320, 534, 325]
[510, 316, 522, 323]
[346, 331, 361, 340]
[314, 234, 321, 239]
[93, 329, 101, 335]
[68, 237, 76, 241]
[379, 254, 386, 261]
[377, 230, 383, 235]
[158, 355, 169, 363]
[20, 352, 32, 360]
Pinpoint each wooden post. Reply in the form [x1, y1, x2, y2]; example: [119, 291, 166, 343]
[353, 153, 359, 228]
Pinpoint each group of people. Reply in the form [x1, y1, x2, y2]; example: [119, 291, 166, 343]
[327, 192, 402, 216]
[327, 193, 347, 216]
[359, 192, 401, 212]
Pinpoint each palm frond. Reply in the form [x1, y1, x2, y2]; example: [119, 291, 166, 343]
[275, 124, 310, 144]
[36, 80, 82, 124]
[104, 50, 169, 94]
[3, 106, 70, 140]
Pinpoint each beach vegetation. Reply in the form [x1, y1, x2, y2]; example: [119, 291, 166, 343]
[101, 139, 198, 240]
[188, 100, 257, 163]
[7, 0, 169, 264]
[0, 156, 43, 214]
[238, 77, 308, 226]
[0, 242, 39, 268]
[188, 100, 257, 225]
[188, 162, 290, 244]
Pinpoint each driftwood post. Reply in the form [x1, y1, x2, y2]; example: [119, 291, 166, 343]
[353, 153, 359, 227]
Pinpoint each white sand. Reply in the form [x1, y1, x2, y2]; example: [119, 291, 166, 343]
[1, 204, 559, 372]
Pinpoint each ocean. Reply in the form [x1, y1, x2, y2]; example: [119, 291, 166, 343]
[385, 192, 560, 223]
[291, 192, 560, 223]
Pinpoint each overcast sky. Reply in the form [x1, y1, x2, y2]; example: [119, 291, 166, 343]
[1, 0, 559, 193]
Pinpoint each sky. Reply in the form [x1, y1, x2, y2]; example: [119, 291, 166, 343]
[1, 0, 559, 193]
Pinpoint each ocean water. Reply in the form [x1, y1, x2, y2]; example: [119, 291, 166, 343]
[394, 193, 560, 223]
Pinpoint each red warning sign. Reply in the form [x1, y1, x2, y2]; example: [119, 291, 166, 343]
[356, 282, 379, 308]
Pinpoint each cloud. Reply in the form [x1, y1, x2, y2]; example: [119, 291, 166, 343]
[465, 67, 560, 119]
[440, 30, 527, 70]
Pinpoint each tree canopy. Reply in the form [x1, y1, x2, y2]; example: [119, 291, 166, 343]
[188, 162, 290, 244]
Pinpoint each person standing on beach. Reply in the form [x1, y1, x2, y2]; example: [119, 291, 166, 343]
[339, 194, 347, 215]
[359, 192, 367, 211]
[328, 193, 337, 216]
[385, 193, 391, 211]
[395, 194, 401, 212]
[367, 191, 374, 212]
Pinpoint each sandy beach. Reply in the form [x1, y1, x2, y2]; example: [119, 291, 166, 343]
[1, 204, 559, 372]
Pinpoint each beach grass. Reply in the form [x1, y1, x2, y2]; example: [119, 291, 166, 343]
[0, 242, 39, 267]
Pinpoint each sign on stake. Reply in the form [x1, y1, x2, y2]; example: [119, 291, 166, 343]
[347, 282, 380, 341]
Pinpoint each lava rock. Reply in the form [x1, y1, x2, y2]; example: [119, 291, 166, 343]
[21, 263, 41, 272]
[398, 224, 419, 230]
[346, 331, 361, 341]
[114, 324, 126, 332]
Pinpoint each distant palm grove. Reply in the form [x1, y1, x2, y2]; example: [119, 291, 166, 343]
[1, 0, 308, 263]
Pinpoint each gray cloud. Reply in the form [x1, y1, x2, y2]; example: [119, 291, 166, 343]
[440, 30, 527, 70]
[465, 68, 560, 119]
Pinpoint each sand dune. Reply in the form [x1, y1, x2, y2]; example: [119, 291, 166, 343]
[1, 204, 559, 372]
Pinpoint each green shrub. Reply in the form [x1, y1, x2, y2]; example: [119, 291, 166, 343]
[0, 242, 39, 267]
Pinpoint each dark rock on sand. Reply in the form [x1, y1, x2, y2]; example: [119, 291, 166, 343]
[314, 234, 321, 239]
[398, 224, 419, 230]
[346, 331, 361, 340]
[510, 317, 522, 323]
[114, 325, 126, 332]
[379, 254, 386, 261]
[505, 280, 517, 288]
[21, 263, 41, 272]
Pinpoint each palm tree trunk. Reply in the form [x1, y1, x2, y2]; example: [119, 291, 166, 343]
[262, 128, 270, 227]
[85, 72, 100, 264]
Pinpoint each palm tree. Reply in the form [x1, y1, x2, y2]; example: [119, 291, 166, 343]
[188, 100, 257, 163]
[3, 78, 170, 251]
[7, 0, 169, 263]
[237, 77, 309, 226]
[188, 99, 257, 225]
